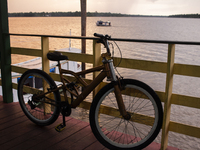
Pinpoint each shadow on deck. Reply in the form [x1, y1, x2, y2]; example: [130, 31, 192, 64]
[0, 96, 180, 150]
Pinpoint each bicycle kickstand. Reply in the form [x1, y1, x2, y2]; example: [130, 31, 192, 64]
[55, 111, 66, 132]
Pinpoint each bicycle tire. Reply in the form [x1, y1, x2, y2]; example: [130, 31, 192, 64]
[18, 69, 61, 126]
[89, 79, 163, 150]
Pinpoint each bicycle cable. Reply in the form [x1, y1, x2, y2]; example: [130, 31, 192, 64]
[110, 41, 123, 79]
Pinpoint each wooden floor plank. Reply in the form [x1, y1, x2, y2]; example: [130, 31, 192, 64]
[0, 111, 25, 125]
[27, 119, 85, 150]
[0, 102, 18, 111]
[9, 116, 71, 150]
[67, 130, 102, 150]
[0, 103, 21, 118]
[1, 116, 64, 150]
[84, 140, 109, 150]
[50, 125, 96, 150]
[0, 119, 35, 145]
[0, 114, 29, 132]
[33, 120, 90, 150]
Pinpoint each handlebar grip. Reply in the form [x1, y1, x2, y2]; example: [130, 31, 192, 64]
[94, 33, 104, 38]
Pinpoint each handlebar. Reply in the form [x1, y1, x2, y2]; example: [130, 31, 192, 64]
[94, 33, 104, 38]
[94, 33, 111, 39]
[94, 33, 111, 54]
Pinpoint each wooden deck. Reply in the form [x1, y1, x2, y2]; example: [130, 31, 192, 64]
[0, 97, 180, 150]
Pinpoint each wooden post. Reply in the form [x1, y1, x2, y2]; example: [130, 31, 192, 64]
[41, 37, 49, 74]
[0, 0, 13, 103]
[93, 40, 101, 98]
[41, 37, 50, 113]
[161, 44, 175, 150]
[80, 0, 87, 72]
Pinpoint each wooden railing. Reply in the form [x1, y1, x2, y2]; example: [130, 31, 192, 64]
[5, 33, 200, 150]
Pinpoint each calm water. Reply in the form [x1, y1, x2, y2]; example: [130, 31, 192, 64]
[9, 17, 200, 149]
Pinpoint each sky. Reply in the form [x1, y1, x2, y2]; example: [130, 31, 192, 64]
[7, 0, 200, 16]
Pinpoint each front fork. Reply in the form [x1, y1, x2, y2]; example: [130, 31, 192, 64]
[105, 59, 130, 120]
[113, 81, 131, 120]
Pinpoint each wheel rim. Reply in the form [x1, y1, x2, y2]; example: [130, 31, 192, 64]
[18, 72, 58, 124]
[94, 84, 159, 149]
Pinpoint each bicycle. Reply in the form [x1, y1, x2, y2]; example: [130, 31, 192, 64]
[18, 33, 163, 150]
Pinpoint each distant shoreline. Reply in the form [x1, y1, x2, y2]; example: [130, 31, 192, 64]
[8, 11, 200, 19]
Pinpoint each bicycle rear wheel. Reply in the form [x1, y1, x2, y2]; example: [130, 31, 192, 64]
[18, 69, 61, 126]
[89, 79, 163, 150]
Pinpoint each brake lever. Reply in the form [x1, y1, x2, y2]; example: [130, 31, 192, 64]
[105, 34, 111, 39]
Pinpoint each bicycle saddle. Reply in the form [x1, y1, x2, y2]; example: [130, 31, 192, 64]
[47, 51, 68, 61]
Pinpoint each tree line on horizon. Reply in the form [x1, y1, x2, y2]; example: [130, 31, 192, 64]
[169, 13, 200, 18]
[8, 11, 200, 18]
[8, 11, 135, 17]
[8, 11, 165, 17]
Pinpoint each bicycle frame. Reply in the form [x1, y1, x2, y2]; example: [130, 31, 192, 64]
[58, 62, 107, 108]
[56, 55, 129, 118]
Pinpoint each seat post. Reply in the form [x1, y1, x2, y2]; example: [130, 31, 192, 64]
[57, 61, 66, 86]
[57, 61, 62, 76]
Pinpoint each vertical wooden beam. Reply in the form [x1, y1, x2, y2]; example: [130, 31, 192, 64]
[93, 40, 101, 98]
[41, 37, 49, 74]
[0, 0, 13, 103]
[80, 0, 87, 72]
[161, 44, 175, 150]
[41, 37, 51, 113]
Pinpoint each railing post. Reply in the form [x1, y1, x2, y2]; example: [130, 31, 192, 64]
[41, 37, 51, 113]
[93, 39, 101, 98]
[41, 37, 50, 74]
[161, 44, 175, 150]
[81, 0, 87, 73]
[0, 0, 13, 103]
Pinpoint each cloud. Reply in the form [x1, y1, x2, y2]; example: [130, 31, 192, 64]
[147, 0, 159, 3]
[88, 0, 139, 14]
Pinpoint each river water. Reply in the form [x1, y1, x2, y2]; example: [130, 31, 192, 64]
[9, 17, 200, 149]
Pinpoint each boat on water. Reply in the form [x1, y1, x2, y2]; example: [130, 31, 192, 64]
[96, 20, 111, 26]
[0, 47, 81, 102]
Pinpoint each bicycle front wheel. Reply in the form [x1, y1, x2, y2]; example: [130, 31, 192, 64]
[18, 69, 61, 126]
[89, 79, 163, 150]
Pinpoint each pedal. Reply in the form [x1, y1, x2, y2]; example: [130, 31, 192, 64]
[55, 123, 66, 132]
